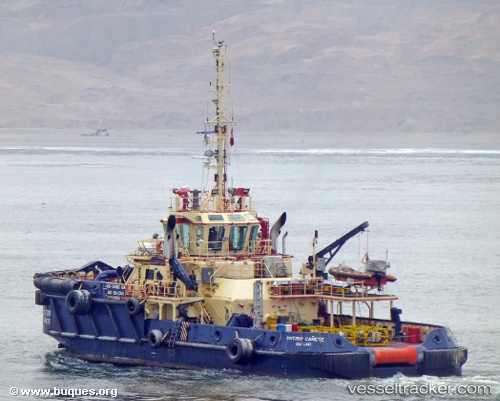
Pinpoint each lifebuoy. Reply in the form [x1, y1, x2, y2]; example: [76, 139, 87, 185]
[125, 297, 143, 316]
[226, 338, 254, 365]
[66, 290, 92, 315]
[148, 329, 163, 348]
[156, 240, 164, 253]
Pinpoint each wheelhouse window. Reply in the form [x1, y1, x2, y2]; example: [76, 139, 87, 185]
[228, 214, 245, 221]
[229, 226, 248, 251]
[177, 224, 190, 249]
[196, 226, 204, 247]
[249, 225, 260, 252]
[245, 214, 257, 221]
[208, 226, 225, 250]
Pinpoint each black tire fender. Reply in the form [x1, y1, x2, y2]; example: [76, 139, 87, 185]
[125, 297, 143, 316]
[148, 329, 163, 348]
[226, 338, 254, 365]
[65, 290, 92, 315]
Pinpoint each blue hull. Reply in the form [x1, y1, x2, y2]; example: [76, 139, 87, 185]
[36, 287, 467, 379]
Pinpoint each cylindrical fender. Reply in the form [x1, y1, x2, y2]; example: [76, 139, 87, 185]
[34, 276, 81, 295]
[148, 329, 163, 348]
[226, 338, 254, 365]
[125, 297, 143, 316]
[371, 345, 419, 366]
[65, 290, 92, 315]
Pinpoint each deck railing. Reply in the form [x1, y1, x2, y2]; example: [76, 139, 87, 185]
[170, 193, 253, 213]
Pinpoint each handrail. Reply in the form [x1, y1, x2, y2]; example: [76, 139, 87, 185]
[199, 304, 212, 324]
[170, 194, 254, 213]
[133, 279, 186, 299]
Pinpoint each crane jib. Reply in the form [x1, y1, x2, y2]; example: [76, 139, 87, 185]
[308, 221, 369, 268]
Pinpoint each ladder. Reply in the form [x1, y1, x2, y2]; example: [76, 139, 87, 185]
[166, 319, 183, 357]
[200, 303, 213, 324]
[253, 280, 264, 328]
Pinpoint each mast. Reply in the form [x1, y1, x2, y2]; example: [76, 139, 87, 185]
[205, 32, 235, 212]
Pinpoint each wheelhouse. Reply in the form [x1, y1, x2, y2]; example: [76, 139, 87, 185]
[164, 212, 267, 257]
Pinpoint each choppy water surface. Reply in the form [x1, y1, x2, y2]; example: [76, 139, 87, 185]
[0, 137, 499, 400]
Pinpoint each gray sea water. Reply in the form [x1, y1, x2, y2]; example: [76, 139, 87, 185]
[0, 133, 499, 400]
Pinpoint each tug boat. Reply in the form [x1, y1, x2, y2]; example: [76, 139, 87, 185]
[33, 35, 467, 379]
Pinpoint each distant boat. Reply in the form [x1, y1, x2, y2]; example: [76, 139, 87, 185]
[92, 128, 109, 136]
[82, 121, 109, 136]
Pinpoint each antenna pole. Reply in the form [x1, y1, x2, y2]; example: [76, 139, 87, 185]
[206, 33, 235, 211]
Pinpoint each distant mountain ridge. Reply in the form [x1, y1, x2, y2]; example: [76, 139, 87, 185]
[0, 0, 499, 134]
